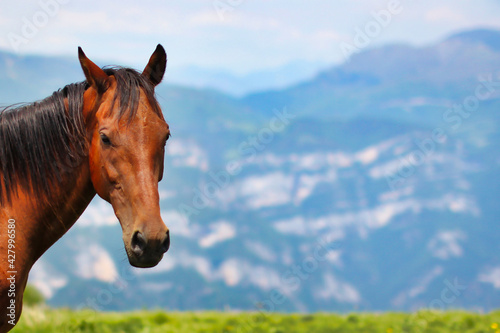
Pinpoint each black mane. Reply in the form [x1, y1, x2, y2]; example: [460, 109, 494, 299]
[0, 67, 162, 205]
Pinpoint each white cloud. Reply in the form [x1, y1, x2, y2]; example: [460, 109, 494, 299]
[162, 210, 200, 238]
[225, 172, 294, 209]
[407, 266, 444, 298]
[295, 171, 337, 204]
[478, 267, 500, 289]
[427, 230, 467, 260]
[189, 10, 280, 31]
[199, 221, 236, 248]
[1, 1, 498, 73]
[274, 216, 308, 235]
[141, 282, 173, 293]
[244, 241, 277, 262]
[274, 194, 479, 236]
[75, 244, 118, 283]
[218, 259, 242, 286]
[356, 146, 380, 165]
[425, 7, 465, 23]
[378, 185, 415, 202]
[136, 250, 283, 291]
[392, 266, 444, 307]
[217, 258, 281, 290]
[77, 199, 118, 227]
[221, 140, 414, 208]
[314, 273, 361, 304]
[167, 139, 209, 171]
[28, 260, 68, 299]
[159, 189, 176, 200]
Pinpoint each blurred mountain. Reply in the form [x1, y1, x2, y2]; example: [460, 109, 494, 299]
[0, 50, 327, 101]
[0, 51, 82, 103]
[1, 28, 499, 312]
[243, 29, 500, 127]
[447, 28, 500, 52]
[165, 61, 328, 96]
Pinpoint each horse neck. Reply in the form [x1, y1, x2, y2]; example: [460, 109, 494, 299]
[46, 159, 97, 235]
[8, 157, 96, 270]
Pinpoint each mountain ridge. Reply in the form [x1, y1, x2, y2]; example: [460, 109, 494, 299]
[242, 28, 500, 126]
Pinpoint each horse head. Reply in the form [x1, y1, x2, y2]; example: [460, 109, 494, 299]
[78, 45, 170, 268]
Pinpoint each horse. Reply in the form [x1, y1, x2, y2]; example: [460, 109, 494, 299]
[0, 45, 171, 332]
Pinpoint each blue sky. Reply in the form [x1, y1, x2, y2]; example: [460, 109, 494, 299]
[0, 0, 499, 74]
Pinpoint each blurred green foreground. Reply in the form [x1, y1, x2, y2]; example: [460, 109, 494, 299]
[11, 307, 500, 333]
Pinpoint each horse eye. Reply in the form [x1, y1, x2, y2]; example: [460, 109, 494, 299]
[162, 133, 170, 147]
[100, 133, 112, 146]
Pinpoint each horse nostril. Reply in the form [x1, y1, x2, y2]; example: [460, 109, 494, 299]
[161, 230, 170, 253]
[131, 231, 147, 256]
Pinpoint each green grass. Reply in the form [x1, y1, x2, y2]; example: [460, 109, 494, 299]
[11, 307, 500, 333]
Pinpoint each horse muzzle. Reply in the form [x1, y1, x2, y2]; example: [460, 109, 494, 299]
[127, 229, 170, 268]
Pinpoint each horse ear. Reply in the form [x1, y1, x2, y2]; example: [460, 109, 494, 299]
[142, 44, 167, 86]
[78, 47, 110, 94]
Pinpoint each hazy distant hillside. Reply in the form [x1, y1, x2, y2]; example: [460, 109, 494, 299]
[0, 51, 82, 103]
[166, 60, 327, 96]
[0, 50, 326, 103]
[1, 28, 499, 312]
[244, 29, 500, 127]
